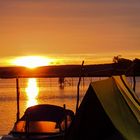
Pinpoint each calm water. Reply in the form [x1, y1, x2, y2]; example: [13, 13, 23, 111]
[0, 77, 140, 135]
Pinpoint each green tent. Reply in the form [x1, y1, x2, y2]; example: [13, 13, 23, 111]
[65, 75, 140, 140]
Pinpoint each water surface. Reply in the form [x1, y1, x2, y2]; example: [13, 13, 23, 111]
[0, 77, 139, 135]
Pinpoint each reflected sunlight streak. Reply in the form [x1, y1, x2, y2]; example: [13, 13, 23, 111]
[27, 99, 38, 108]
[25, 78, 39, 107]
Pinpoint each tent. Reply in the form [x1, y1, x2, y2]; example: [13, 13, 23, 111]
[65, 75, 140, 140]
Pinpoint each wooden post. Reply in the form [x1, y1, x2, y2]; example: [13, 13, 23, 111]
[16, 77, 20, 122]
[76, 61, 84, 113]
[63, 104, 67, 135]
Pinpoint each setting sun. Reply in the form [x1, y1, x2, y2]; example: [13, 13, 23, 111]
[12, 56, 53, 68]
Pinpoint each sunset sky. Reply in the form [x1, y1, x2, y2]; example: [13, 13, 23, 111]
[0, 0, 140, 66]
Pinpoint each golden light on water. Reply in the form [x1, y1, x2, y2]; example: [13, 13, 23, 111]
[27, 99, 38, 108]
[25, 78, 39, 107]
[12, 56, 54, 68]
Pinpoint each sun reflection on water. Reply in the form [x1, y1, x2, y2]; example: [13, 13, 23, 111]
[25, 78, 39, 108]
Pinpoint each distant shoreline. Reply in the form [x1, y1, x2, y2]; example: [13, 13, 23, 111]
[0, 60, 140, 78]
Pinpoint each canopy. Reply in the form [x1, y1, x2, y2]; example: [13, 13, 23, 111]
[12, 104, 74, 134]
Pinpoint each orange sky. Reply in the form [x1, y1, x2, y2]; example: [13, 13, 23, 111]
[0, 0, 140, 66]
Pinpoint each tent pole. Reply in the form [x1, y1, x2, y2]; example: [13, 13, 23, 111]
[133, 59, 136, 92]
[133, 75, 136, 92]
[76, 61, 84, 113]
[16, 77, 20, 122]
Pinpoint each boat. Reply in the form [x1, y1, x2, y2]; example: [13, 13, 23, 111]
[0, 78, 74, 140]
[1, 104, 74, 140]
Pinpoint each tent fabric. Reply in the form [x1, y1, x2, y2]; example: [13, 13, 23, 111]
[65, 76, 140, 140]
[113, 75, 140, 122]
[120, 75, 140, 105]
[113, 75, 140, 108]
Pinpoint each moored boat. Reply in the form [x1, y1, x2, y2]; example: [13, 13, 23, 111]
[1, 104, 74, 140]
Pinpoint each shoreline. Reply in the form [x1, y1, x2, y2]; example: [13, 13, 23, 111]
[0, 59, 140, 78]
